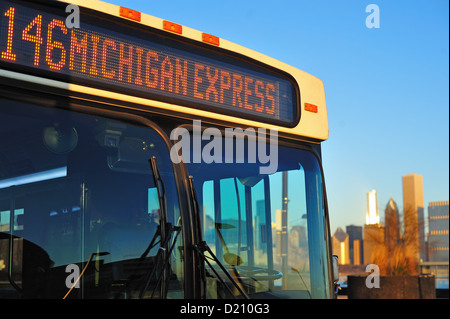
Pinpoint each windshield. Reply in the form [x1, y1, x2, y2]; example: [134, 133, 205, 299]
[0, 98, 184, 299]
[185, 130, 331, 299]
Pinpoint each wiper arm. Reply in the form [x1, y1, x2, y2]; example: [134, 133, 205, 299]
[193, 241, 249, 299]
[140, 225, 161, 260]
[139, 222, 181, 299]
[139, 156, 171, 299]
[149, 223, 181, 298]
[188, 176, 249, 299]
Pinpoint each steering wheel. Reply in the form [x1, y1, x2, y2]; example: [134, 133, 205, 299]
[234, 265, 283, 281]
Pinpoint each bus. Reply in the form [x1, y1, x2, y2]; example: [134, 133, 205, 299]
[0, 0, 336, 299]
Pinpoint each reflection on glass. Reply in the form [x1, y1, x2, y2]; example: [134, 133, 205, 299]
[0, 167, 67, 189]
[0, 99, 183, 299]
[189, 137, 330, 299]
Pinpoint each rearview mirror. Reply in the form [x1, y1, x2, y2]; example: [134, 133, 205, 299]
[107, 137, 155, 174]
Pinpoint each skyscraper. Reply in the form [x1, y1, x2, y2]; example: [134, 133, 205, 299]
[255, 200, 267, 254]
[384, 198, 401, 252]
[346, 225, 363, 265]
[332, 227, 349, 265]
[402, 173, 425, 261]
[428, 201, 449, 262]
[363, 223, 384, 265]
[366, 189, 380, 225]
[364, 189, 382, 265]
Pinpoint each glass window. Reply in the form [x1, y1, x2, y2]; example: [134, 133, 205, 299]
[0, 99, 183, 299]
[187, 133, 331, 299]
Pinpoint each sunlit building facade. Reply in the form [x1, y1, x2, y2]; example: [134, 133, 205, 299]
[332, 227, 349, 265]
[346, 225, 363, 265]
[363, 223, 384, 265]
[428, 201, 449, 262]
[384, 198, 401, 251]
[366, 189, 380, 225]
[402, 173, 425, 261]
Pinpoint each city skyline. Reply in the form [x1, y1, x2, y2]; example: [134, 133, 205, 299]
[335, 172, 445, 231]
[331, 170, 448, 234]
[104, 0, 449, 232]
[333, 199, 448, 266]
[332, 172, 448, 267]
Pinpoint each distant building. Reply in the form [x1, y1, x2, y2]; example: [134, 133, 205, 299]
[366, 189, 380, 225]
[255, 200, 267, 253]
[385, 198, 401, 252]
[353, 239, 362, 265]
[428, 201, 449, 262]
[363, 223, 384, 265]
[275, 209, 286, 257]
[333, 227, 349, 265]
[363, 189, 383, 265]
[402, 173, 425, 261]
[346, 225, 363, 265]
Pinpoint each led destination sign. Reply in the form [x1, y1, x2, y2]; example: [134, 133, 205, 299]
[0, 1, 298, 125]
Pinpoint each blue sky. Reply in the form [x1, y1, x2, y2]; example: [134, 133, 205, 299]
[106, 0, 449, 232]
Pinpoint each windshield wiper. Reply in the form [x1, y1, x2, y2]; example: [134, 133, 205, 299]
[188, 176, 249, 299]
[193, 241, 249, 299]
[139, 156, 180, 299]
[149, 156, 168, 247]
[139, 221, 181, 298]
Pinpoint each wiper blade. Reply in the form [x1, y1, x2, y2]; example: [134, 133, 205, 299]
[193, 241, 249, 299]
[139, 156, 171, 299]
[139, 222, 181, 299]
[149, 223, 181, 298]
[149, 156, 168, 238]
[188, 176, 249, 299]
[139, 155, 169, 260]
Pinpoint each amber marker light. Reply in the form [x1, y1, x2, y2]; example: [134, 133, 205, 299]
[163, 20, 182, 34]
[119, 7, 141, 22]
[305, 103, 318, 113]
[202, 33, 220, 46]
